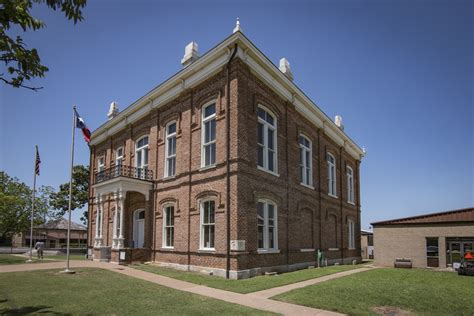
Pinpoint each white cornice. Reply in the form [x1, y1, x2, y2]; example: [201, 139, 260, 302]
[91, 32, 364, 160]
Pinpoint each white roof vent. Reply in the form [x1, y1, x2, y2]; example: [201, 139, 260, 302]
[279, 58, 294, 81]
[181, 41, 199, 67]
[107, 101, 119, 120]
[334, 115, 344, 130]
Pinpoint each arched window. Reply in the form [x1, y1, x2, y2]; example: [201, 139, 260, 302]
[299, 135, 312, 187]
[201, 103, 216, 167]
[162, 204, 175, 248]
[347, 166, 354, 204]
[135, 136, 149, 179]
[257, 199, 278, 251]
[327, 153, 337, 197]
[257, 106, 277, 173]
[200, 200, 215, 250]
[165, 121, 177, 178]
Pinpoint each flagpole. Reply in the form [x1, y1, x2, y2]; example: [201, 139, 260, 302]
[63, 106, 76, 274]
[27, 146, 38, 263]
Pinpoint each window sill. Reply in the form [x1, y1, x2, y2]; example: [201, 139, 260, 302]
[257, 249, 280, 254]
[328, 193, 338, 199]
[328, 248, 339, 251]
[162, 175, 176, 181]
[300, 248, 315, 252]
[198, 248, 216, 253]
[257, 166, 280, 177]
[348, 248, 356, 251]
[300, 183, 314, 190]
[199, 164, 216, 172]
[160, 247, 175, 251]
[347, 201, 355, 205]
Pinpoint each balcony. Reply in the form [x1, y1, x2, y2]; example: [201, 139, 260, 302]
[94, 165, 153, 184]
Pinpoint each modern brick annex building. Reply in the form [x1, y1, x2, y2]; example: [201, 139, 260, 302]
[87, 25, 365, 279]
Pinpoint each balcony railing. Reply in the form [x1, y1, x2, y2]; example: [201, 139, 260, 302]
[94, 165, 153, 184]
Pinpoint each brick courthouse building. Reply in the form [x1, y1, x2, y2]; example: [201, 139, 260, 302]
[88, 25, 365, 279]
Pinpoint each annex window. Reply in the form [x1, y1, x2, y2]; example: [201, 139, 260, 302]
[163, 205, 175, 248]
[257, 200, 278, 251]
[426, 237, 439, 267]
[347, 166, 354, 204]
[299, 135, 312, 187]
[135, 136, 149, 179]
[115, 147, 124, 166]
[200, 200, 215, 250]
[348, 219, 355, 249]
[201, 103, 216, 167]
[257, 107, 277, 173]
[165, 122, 177, 177]
[327, 153, 337, 197]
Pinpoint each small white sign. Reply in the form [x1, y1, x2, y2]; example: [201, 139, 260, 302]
[230, 240, 246, 251]
[119, 251, 126, 260]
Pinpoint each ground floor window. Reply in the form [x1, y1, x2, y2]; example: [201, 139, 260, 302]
[426, 237, 439, 267]
[163, 205, 175, 248]
[257, 200, 278, 251]
[200, 200, 215, 250]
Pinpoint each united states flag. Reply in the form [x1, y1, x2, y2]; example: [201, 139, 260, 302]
[35, 146, 41, 176]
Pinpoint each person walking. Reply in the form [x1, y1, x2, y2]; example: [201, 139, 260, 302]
[34, 240, 45, 259]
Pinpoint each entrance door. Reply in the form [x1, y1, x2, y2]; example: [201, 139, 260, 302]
[133, 209, 145, 248]
[449, 242, 461, 266]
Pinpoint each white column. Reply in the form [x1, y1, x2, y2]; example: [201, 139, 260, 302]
[94, 194, 103, 248]
[112, 191, 119, 249]
[117, 190, 124, 249]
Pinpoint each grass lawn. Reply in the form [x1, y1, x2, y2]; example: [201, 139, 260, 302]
[0, 253, 85, 265]
[0, 268, 273, 315]
[133, 263, 362, 294]
[274, 268, 474, 316]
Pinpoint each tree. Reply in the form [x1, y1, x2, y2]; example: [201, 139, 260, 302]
[1, 0, 87, 91]
[49, 165, 89, 225]
[0, 171, 51, 244]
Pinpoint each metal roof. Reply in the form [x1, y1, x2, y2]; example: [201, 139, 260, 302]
[371, 207, 474, 226]
[36, 218, 87, 231]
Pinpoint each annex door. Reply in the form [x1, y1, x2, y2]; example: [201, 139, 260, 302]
[133, 209, 145, 248]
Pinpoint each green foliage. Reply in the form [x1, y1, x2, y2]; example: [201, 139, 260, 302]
[0, 0, 86, 90]
[0, 171, 50, 241]
[49, 165, 89, 225]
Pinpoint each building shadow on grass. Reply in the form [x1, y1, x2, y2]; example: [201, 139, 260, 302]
[0, 304, 70, 315]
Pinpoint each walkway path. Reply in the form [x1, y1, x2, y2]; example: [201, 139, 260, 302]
[0, 261, 372, 316]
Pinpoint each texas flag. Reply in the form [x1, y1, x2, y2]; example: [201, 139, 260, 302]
[74, 108, 91, 143]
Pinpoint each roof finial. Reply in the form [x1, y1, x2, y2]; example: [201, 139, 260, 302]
[233, 17, 241, 33]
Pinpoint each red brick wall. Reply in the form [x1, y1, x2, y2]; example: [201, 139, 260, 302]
[89, 59, 361, 272]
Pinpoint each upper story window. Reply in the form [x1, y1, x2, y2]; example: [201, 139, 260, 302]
[299, 135, 312, 187]
[348, 219, 355, 249]
[163, 205, 175, 248]
[165, 122, 177, 177]
[257, 200, 278, 251]
[135, 136, 149, 178]
[115, 147, 124, 166]
[327, 153, 337, 197]
[200, 200, 215, 250]
[347, 166, 354, 204]
[201, 103, 216, 168]
[97, 157, 105, 172]
[257, 106, 277, 174]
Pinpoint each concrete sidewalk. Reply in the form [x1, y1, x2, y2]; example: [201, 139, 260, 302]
[0, 260, 362, 316]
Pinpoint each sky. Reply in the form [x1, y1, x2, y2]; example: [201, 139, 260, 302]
[0, 0, 472, 229]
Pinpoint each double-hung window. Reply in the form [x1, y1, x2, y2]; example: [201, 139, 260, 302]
[257, 200, 278, 251]
[299, 135, 312, 187]
[98, 157, 105, 172]
[200, 200, 215, 250]
[135, 136, 149, 179]
[347, 166, 354, 204]
[348, 219, 355, 249]
[115, 147, 123, 177]
[202, 103, 216, 167]
[165, 122, 177, 177]
[257, 107, 277, 173]
[327, 153, 337, 197]
[163, 205, 174, 248]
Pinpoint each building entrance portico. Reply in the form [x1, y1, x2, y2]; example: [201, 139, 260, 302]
[91, 166, 153, 263]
